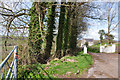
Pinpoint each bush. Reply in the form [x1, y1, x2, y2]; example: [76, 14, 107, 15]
[85, 41, 88, 47]
[88, 46, 100, 53]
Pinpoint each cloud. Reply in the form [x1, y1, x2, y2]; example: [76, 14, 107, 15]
[83, 28, 100, 40]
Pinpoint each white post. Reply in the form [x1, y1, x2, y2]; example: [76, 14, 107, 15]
[84, 45, 87, 54]
[100, 46, 103, 53]
[112, 44, 116, 53]
[14, 46, 18, 80]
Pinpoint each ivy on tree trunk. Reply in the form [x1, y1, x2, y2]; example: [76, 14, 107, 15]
[44, 2, 56, 62]
[56, 2, 66, 59]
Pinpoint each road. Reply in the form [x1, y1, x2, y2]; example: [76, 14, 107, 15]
[81, 53, 118, 78]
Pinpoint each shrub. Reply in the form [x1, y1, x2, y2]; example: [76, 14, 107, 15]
[88, 46, 99, 53]
[85, 41, 88, 47]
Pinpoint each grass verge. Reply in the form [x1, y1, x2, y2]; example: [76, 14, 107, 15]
[18, 52, 93, 79]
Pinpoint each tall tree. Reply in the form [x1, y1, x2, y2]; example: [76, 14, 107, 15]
[28, 2, 46, 63]
[56, 2, 66, 58]
[104, 2, 119, 44]
[44, 3, 56, 62]
[68, 2, 88, 54]
[68, 3, 80, 54]
[63, 3, 71, 56]
[69, 16, 78, 54]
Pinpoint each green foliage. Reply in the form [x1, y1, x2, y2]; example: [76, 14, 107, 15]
[98, 29, 115, 44]
[18, 51, 93, 79]
[85, 41, 88, 47]
[28, 3, 42, 55]
[105, 33, 114, 44]
[28, 2, 50, 63]
[88, 45, 100, 53]
[75, 51, 84, 56]
[98, 29, 105, 43]
[116, 43, 120, 46]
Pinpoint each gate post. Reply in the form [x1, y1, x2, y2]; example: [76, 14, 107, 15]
[14, 46, 18, 80]
[84, 45, 87, 54]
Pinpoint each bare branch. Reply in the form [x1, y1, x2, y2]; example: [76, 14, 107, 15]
[110, 21, 120, 33]
[0, 6, 13, 12]
[10, 27, 29, 29]
[17, 17, 29, 24]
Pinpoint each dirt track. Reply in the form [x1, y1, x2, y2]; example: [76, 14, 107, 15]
[81, 53, 118, 78]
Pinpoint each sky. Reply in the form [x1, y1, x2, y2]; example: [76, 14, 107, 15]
[83, 19, 118, 40]
[82, 2, 119, 41]
[83, 22, 118, 40]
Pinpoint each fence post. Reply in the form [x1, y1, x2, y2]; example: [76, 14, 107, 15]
[14, 46, 18, 80]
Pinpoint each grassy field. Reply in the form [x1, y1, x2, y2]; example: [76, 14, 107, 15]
[116, 43, 120, 46]
[1, 37, 28, 59]
[18, 52, 93, 79]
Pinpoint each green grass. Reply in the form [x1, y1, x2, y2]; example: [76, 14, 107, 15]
[18, 52, 93, 79]
[116, 43, 120, 46]
[91, 44, 100, 48]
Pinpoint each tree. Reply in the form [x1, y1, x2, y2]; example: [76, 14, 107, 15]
[1, 2, 112, 64]
[98, 29, 105, 43]
[105, 33, 114, 44]
[68, 2, 88, 55]
[62, 2, 72, 56]
[35, 2, 47, 42]
[104, 2, 119, 44]
[28, 2, 48, 63]
[56, 2, 66, 58]
[28, 2, 43, 63]
[44, 2, 56, 62]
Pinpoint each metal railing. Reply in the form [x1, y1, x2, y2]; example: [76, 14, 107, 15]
[0, 46, 18, 80]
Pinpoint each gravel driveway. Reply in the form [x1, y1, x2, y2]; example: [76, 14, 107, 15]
[81, 53, 118, 78]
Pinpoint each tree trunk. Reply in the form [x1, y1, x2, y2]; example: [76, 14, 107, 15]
[68, 4, 78, 55]
[56, 2, 65, 58]
[44, 3, 56, 62]
[28, 2, 44, 63]
[63, 6, 71, 56]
